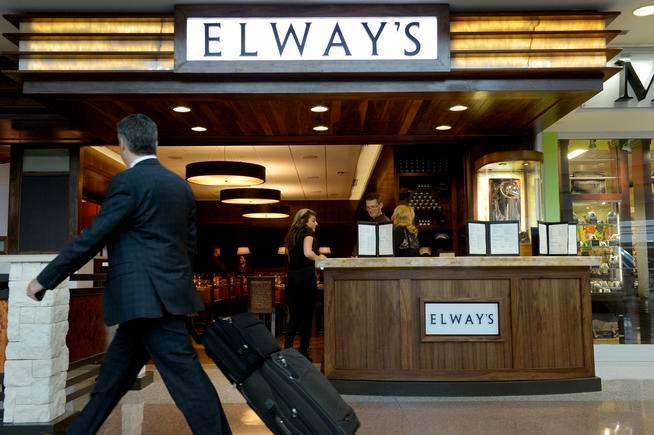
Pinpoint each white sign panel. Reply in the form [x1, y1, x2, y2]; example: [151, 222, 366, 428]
[186, 17, 438, 61]
[424, 303, 499, 336]
[584, 60, 654, 109]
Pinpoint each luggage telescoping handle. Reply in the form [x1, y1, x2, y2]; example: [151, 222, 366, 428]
[265, 400, 295, 435]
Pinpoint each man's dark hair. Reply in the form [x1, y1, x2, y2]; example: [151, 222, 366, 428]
[365, 192, 382, 203]
[117, 114, 158, 155]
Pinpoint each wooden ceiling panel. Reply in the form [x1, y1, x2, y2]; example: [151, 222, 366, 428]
[37, 80, 598, 146]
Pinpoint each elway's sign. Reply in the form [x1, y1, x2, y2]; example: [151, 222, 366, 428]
[174, 4, 450, 74]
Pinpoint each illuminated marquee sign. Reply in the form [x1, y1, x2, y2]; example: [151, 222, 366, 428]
[175, 5, 450, 73]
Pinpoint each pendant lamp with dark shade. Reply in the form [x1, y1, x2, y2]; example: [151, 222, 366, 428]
[220, 188, 281, 204]
[185, 161, 265, 186]
[241, 204, 291, 219]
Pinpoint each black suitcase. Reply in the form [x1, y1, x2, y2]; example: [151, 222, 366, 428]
[240, 348, 360, 435]
[189, 313, 281, 384]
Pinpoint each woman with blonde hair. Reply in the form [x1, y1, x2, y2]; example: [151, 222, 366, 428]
[283, 208, 326, 360]
[392, 205, 420, 257]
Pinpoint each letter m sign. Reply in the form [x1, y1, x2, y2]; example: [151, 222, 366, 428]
[616, 61, 654, 102]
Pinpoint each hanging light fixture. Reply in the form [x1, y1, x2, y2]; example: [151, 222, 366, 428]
[185, 161, 265, 186]
[220, 188, 281, 204]
[242, 204, 291, 219]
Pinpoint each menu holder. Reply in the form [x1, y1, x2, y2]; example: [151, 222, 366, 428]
[357, 221, 394, 257]
[247, 276, 275, 314]
[538, 221, 577, 255]
[466, 221, 520, 256]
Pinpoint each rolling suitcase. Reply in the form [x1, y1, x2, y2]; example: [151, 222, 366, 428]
[241, 348, 360, 435]
[188, 313, 280, 383]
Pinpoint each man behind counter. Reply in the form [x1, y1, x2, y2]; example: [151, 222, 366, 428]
[364, 192, 391, 223]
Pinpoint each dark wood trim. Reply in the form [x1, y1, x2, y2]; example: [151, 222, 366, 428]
[7, 146, 22, 254]
[70, 288, 105, 296]
[68, 352, 104, 370]
[569, 193, 624, 202]
[10, 51, 174, 58]
[4, 13, 172, 27]
[69, 146, 81, 244]
[451, 10, 619, 21]
[330, 377, 602, 396]
[473, 150, 543, 172]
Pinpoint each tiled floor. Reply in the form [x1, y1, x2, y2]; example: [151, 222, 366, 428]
[87, 366, 654, 435]
[66, 340, 653, 435]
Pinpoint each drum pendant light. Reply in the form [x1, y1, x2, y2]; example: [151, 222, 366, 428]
[241, 204, 291, 219]
[220, 188, 281, 204]
[185, 161, 265, 186]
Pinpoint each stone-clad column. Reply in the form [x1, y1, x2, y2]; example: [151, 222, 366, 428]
[2, 255, 69, 424]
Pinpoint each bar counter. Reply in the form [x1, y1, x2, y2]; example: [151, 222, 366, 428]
[316, 256, 601, 396]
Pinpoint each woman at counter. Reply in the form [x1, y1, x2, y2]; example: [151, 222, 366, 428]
[392, 205, 420, 257]
[283, 208, 326, 360]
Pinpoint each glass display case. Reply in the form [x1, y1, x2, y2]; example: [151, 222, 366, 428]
[474, 151, 543, 252]
[573, 201, 622, 294]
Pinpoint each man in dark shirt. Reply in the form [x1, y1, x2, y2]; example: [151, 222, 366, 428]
[365, 192, 391, 223]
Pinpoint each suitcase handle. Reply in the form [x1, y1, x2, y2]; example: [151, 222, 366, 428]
[266, 400, 295, 435]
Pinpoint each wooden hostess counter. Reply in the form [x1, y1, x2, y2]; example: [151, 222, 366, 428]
[316, 256, 601, 396]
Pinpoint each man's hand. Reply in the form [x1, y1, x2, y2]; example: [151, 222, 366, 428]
[26, 278, 46, 302]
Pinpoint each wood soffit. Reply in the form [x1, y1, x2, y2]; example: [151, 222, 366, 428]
[0, 9, 622, 146]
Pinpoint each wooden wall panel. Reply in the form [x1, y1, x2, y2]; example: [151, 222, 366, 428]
[512, 278, 585, 369]
[333, 279, 401, 370]
[67, 294, 106, 362]
[0, 300, 7, 373]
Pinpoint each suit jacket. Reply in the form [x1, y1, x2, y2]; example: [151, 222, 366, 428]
[37, 159, 203, 326]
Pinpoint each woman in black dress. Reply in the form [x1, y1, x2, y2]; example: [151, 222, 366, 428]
[283, 208, 326, 359]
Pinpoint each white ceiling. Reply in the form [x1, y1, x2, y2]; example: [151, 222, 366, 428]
[105, 145, 364, 201]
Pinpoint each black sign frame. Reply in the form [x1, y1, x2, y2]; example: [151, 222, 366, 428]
[174, 4, 450, 74]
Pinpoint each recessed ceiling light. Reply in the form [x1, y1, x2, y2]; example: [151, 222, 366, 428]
[634, 5, 654, 16]
[173, 106, 191, 113]
[191, 126, 207, 132]
[310, 105, 329, 113]
[435, 125, 451, 131]
[449, 105, 468, 112]
[313, 125, 328, 131]
[523, 162, 529, 166]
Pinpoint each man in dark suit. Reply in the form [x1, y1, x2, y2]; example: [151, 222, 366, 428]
[26, 114, 232, 435]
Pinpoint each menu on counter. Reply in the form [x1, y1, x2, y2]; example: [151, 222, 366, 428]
[489, 221, 519, 255]
[538, 221, 577, 255]
[357, 222, 377, 256]
[568, 224, 578, 255]
[466, 221, 519, 255]
[357, 222, 394, 257]
[467, 222, 488, 255]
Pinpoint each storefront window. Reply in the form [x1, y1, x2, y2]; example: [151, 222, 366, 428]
[561, 138, 654, 344]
